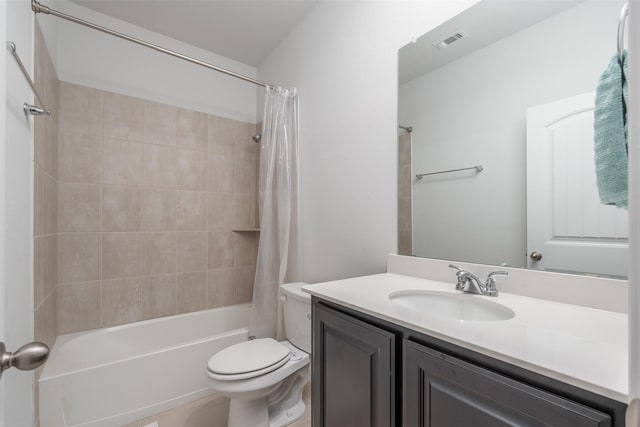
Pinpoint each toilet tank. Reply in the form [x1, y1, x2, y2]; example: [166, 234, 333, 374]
[280, 282, 311, 353]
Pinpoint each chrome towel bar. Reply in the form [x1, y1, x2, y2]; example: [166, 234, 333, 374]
[6, 41, 50, 116]
[416, 165, 484, 180]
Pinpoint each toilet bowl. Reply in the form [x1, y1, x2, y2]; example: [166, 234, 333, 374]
[206, 283, 311, 427]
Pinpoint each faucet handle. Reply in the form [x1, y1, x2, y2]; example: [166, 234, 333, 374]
[484, 271, 508, 297]
[449, 264, 467, 291]
[487, 270, 508, 280]
[449, 264, 464, 273]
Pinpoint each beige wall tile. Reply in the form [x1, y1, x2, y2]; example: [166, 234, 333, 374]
[178, 108, 207, 151]
[58, 132, 102, 183]
[236, 121, 257, 148]
[143, 100, 177, 146]
[44, 234, 57, 297]
[177, 231, 208, 273]
[58, 233, 101, 283]
[141, 274, 176, 319]
[399, 135, 411, 167]
[34, 237, 45, 307]
[207, 144, 234, 193]
[58, 282, 101, 334]
[54, 83, 260, 332]
[177, 271, 207, 314]
[208, 115, 236, 147]
[35, 166, 44, 236]
[234, 266, 255, 304]
[141, 188, 176, 231]
[140, 232, 176, 275]
[234, 193, 256, 229]
[44, 174, 57, 235]
[142, 143, 177, 188]
[176, 190, 207, 231]
[103, 91, 143, 141]
[398, 198, 411, 231]
[103, 138, 142, 185]
[102, 277, 141, 326]
[35, 288, 57, 348]
[398, 229, 412, 256]
[102, 233, 140, 279]
[208, 232, 234, 269]
[103, 185, 140, 232]
[207, 193, 236, 231]
[58, 182, 101, 232]
[235, 145, 257, 195]
[234, 233, 257, 267]
[44, 119, 59, 179]
[177, 149, 207, 190]
[398, 165, 411, 200]
[34, 110, 45, 172]
[207, 193, 235, 231]
[208, 269, 234, 308]
[59, 81, 103, 136]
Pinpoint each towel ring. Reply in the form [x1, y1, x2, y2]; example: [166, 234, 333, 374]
[618, 2, 629, 62]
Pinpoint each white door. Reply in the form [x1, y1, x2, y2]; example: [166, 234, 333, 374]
[1, 0, 37, 425]
[526, 92, 628, 277]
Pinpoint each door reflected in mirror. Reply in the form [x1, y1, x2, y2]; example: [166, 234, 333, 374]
[397, 0, 628, 278]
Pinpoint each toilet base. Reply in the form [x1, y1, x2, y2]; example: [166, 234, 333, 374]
[226, 365, 310, 427]
[228, 397, 270, 427]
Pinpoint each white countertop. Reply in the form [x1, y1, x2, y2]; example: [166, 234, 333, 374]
[303, 273, 628, 402]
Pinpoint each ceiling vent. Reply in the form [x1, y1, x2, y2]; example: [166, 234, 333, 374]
[433, 31, 468, 49]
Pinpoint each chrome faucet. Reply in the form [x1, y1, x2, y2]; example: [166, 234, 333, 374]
[448, 264, 508, 297]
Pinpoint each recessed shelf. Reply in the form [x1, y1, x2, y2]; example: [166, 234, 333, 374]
[232, 229, 260, 232]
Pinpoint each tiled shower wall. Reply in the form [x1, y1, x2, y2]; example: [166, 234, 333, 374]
[34, 22, 59, 353]
[56, 81, 259, 334]
[398, 132, 412, 256]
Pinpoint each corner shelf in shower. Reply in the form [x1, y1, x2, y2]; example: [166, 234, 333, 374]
[232, 228, 261, 232]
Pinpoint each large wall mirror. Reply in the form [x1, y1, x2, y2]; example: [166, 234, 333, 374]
[398, 0, 629, 278]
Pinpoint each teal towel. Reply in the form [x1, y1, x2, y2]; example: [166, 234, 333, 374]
[594, 51, 628, 209]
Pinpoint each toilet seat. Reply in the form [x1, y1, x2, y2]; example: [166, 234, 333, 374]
[207, 338, 291, 381]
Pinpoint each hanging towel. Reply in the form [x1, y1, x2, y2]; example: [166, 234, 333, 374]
[594, 50, 628, 208]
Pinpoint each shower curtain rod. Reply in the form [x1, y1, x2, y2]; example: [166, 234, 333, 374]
[31, 0, 273, 89]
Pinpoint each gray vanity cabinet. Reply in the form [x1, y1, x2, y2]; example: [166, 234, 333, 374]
[312, 301, 396, 427]
[312, 298, 626, 427]
[404, 340, 611, 427]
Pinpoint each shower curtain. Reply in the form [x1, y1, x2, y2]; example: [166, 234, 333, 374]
[249, 86, 300, 339]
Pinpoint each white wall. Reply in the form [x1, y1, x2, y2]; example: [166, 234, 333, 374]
[258, 1, 479, 283]
[399, 0, 624, 268]
[2, 0, 36, 425]
[48, 0, 259, 122]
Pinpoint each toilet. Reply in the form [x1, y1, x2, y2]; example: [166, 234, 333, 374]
[207, 283, 311, 427]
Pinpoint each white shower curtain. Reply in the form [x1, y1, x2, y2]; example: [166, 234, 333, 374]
[249, 86, 300, 339]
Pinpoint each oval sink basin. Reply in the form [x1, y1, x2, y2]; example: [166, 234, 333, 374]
[389, 290, 515, 322]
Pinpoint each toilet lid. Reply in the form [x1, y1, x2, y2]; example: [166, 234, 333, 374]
[207, 338, 291, 380]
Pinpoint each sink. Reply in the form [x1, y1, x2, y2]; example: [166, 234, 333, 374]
[389, 290, 515, 321]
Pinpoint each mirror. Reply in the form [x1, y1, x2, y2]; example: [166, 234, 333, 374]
[398, 0, 629, 278]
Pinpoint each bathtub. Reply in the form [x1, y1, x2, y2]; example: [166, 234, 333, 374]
[39, 304, 251, 427]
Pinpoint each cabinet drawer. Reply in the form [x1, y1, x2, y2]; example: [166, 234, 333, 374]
[403, 339, 611, 427]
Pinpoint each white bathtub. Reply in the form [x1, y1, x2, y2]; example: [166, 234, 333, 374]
[39, 305, 251, 427]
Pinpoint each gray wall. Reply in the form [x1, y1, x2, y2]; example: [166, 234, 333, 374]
[399, 0, 624, 267]
[257, 1, 479, 283]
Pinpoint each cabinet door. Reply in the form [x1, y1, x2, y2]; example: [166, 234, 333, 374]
[313, 303, 396, 427]
[403, 340, 611, 427]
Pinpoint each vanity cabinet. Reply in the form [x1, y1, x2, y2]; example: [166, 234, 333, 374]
[312, 299, 626, 427]
[312, 300, 396, 427]
[404, 340, 610, 427]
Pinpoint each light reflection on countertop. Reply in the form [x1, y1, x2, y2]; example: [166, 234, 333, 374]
[303, 273, 627, 402]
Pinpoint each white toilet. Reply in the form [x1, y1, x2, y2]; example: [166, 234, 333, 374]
[207, 283, 311, 427]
